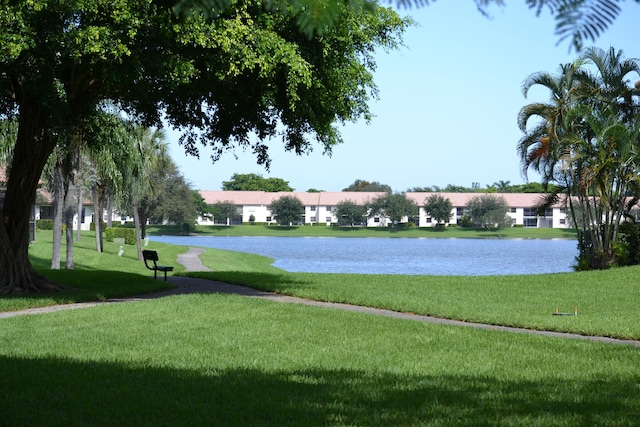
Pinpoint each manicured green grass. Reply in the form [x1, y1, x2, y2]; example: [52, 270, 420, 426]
[198, 268, 640, 340]
[0, 230, 178, 312]
[147, 223, 577, 239]
[2, 229, 639, 425]
[1, 293, 639, 426]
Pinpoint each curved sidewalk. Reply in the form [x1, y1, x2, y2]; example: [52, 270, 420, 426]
[2, 247, 640, 348]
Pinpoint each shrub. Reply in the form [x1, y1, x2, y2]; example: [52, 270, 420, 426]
[105, 227, 115, 242]
[37, 219, 53, 230]
[115, 227, 136, 245]
[89, 221, 106, 232]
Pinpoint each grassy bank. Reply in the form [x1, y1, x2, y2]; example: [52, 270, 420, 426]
[146, 223, 577, 239]
[0, 230, 638, 425]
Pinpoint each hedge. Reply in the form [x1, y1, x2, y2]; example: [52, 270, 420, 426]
[104, 227, 136, 245]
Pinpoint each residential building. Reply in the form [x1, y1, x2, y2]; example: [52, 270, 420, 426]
[198, 191, 570, 228]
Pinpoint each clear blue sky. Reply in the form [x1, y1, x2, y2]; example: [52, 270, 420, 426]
[166, 1, 639, 192]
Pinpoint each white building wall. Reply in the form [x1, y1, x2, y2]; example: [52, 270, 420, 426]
[197, 191, 575, 229]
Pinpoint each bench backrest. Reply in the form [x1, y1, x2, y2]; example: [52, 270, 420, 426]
[142, 250, 159, 261]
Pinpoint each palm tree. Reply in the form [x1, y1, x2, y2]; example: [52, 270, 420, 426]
[122, 126, 171, 260]
[518, 48, 640, 268]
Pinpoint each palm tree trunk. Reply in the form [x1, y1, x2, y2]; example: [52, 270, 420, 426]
[133, 198, 143, 261]
[92, 183, 103, 252]
[64, 166, 77, 270]
[76, 186, 83, 242]
[51, 160, 64, 270]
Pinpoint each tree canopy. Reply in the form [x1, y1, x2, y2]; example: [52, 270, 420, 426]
[222, 173, 294, 192]
[423, 194, 453, 225]
[334, 200, 368, 226]
[269, 195, 305, 225]
[0, 0, 410, 293]
[201, 0, 638, 52]
[465, 194, 510, 229]
[343, 179, 392, 192]
[368, 192, 418, 225]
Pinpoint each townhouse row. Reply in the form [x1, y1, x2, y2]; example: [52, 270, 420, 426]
[198, 191, 570, 228]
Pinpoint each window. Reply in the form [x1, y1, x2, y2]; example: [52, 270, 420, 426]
[560, 219, 566, 225]
[523, 208, 536, 217]
[456, 207, 464, 216]
[374, 217, 380, 223]
[310, 206, 316, 211]
[326, 206, 332, 212]
[510, 207, 517, 213]
[559, 208, 566, 214]
[426, 217, 432, 223]
[40, 206, 53, 220]
[544, 208, 553, 217]
[326, 217, 332, 222]
[524, 218, 537, 227]
[266, 216, 272, 222]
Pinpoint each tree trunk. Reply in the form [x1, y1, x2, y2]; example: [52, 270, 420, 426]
[0, 101, 69, 294]
[64, 160, 77, 269]
[92, 183, 103, 252]
[51, 160, 64, 270]
[106, 192, 113, 228]
[76, 186, 83, 242]
[133, 198, 143, 261]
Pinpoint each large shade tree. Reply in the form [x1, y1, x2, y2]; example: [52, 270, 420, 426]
[0, 0, 410, 293]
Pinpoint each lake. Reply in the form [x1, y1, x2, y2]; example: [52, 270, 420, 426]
[149, 236, 577, 276]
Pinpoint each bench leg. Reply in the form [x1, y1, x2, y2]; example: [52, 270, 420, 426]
[163, 270, 168, 281]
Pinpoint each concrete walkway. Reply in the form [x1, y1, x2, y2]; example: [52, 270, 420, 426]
[2, 247, 640, 348]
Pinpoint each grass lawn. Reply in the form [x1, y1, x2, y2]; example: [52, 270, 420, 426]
[0, 229, 638, 425]
[146, 223, 578, 239]
[2, 293, 640, 426]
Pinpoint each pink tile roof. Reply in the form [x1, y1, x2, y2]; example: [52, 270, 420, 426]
[406, 192, 562, 208]
[199, 191, 561, 208]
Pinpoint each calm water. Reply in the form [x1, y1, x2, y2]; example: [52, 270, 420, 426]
[149, 236, 577, 276]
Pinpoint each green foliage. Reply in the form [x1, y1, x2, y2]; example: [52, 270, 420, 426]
[334, 200, 367, 226]
[0, 0, 410, 292]
[36, 219, 53, 230]
[615, 222, 640, 266]
[342, 179, 392, 192]
[104, 227, 136, 245]
[222, 173, 294, 192]
[368, 192, 418, 225]
[466, 194, 509, 229]
[210, 201, 241, 225]
[518, 47, 640, 269]
[105, 227, 115, 242]
[424, 194, 453, 225]
[269, 195, 305, 225]
[89, 222, 106, 232]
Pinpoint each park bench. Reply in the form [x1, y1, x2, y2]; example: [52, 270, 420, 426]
[142, 250, 174, 281]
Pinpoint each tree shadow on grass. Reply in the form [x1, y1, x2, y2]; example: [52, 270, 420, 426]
[188, 271, 315, 295]
[0, 355, 636, 426]
[2, 253, 171, 306]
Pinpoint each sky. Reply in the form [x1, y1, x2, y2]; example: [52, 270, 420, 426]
[166, 1, 640, 192]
